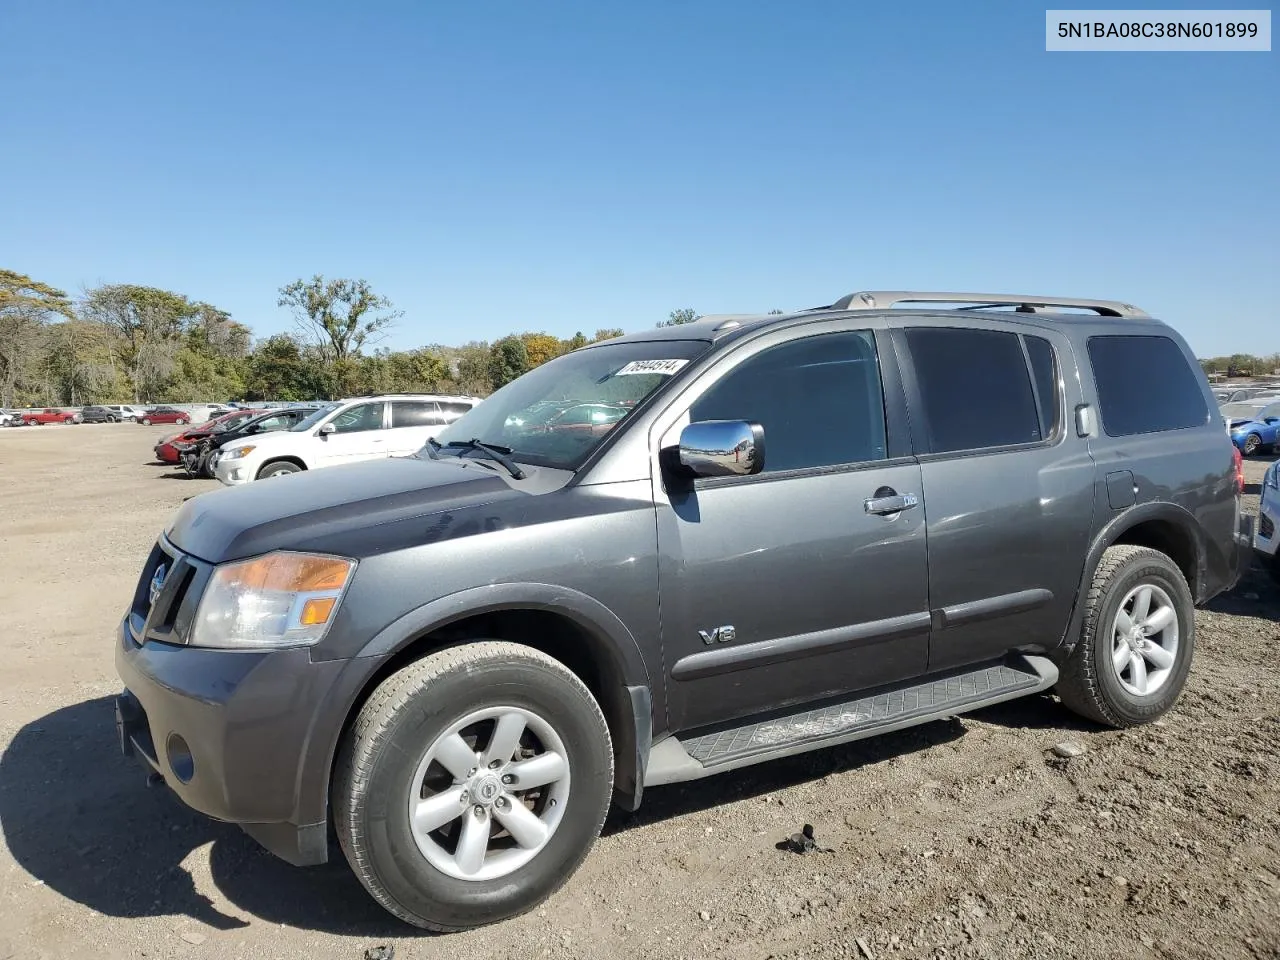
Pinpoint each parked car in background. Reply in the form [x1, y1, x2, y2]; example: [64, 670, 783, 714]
[175, 403, 235, 423]
[185, 407, 325, 477]
[78, 405, 122, 423]
[103, 404, 146, 422]
[23, 407, 79, 425]
[137, 407, 190, 426]
[1222, 399, 1280, 456]
[0, 409, 23, 426]
[1255, 459, 1279, 583]
[1216, 387, 1271, 405]
[153, 408, 266, 463]
[214, 394, 476, 483]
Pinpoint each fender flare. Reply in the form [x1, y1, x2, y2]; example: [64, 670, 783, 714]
[1058, 501, 1206, 654]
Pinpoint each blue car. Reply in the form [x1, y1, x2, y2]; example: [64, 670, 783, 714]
[1223, 398, 1280, 456]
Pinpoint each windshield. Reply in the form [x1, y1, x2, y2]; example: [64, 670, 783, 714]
[290, 403, 340, 432]
[1222, 402, 1265, 420]
[431, 339, 709, 470]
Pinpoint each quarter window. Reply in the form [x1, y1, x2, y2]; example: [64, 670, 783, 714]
[1087, 335, 1209, 436]
[690, 331, 888, 473]
[905, 327, 1043, 453]
[1025, 335, 1061, 438]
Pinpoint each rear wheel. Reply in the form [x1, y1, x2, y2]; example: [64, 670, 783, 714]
[1243, 433, 1261, 456]
[1056, 545, 1194, 727]
[257, 460, 301, 479]
[334, 642, 613, 931]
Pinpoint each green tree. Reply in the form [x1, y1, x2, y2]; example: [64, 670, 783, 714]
[488, 336, 529, 390]
[592, 328, 625, 342]
[454, 341, 492, 396]
[277, 275, 403, 364]
[244, 334, 323, 401]
[81, 283, 198, 401]
[658, 308, 699, 327]
[0, 269, 74, 407]
[563, 331, 589, 351]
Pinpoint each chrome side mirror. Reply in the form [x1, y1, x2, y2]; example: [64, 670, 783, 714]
[677, 420, 765, 478]
[319, 422, 336, 438]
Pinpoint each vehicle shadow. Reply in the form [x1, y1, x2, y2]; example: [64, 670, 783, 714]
[0, 697, 403, 937]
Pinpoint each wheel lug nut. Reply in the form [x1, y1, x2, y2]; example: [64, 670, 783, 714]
[488, 759, 502, 769]
[495, 796, 507, 808]
[467, 767, 477, 777]
[473, 805, 485, 817]
[501, 774, 514, 785]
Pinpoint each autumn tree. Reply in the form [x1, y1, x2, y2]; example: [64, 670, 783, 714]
[278, 276, 403, 364]
[521, 332, 564, 368]
[0, 269, 74, 406]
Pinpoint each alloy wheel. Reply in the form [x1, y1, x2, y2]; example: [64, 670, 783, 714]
[1110, 583, 1179, 696]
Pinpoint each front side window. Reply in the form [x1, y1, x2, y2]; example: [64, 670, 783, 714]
[690, 331, 887, 473]
[432, 339, 708, 470]
[905, 327, 1043, 453]
[1087, 335, 1209, 436]
[330, 402, 385, 434]
[391, 401, 444, 428]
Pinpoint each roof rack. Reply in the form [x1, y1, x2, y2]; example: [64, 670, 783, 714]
[830, 291, 1150, 319]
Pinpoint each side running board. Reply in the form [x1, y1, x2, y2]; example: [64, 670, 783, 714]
[644, 655, 1058, 787]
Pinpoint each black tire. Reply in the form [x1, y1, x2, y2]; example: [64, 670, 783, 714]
[1243, 433, 1261, 456]
[334, 641, 614, 931]
[1056, 545, 1195, 728]
[141, 418, 151, 426]
[256, 460, 301, 479]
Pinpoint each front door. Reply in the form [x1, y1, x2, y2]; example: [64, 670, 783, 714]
[315, 401, 389, 465]
[654, 323, 931, 733]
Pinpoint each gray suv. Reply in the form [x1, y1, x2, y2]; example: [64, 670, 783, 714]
[114, 291, 1251, 930]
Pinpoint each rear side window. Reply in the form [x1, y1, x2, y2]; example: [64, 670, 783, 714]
[391, 401, 444, 427]
[904, 328, 1043, 453]
[1087, 335, 1209, 436]
[440, 401, 473, 421]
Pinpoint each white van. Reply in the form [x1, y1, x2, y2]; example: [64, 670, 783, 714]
[213, 394, 479, 484]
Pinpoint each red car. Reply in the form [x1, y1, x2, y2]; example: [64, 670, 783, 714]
[23, 408, 79, 425]
[153, 408, 264, 463]
[137, 407, 190, 426]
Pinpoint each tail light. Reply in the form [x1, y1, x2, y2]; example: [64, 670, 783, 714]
[1232, 446, 1245, 496]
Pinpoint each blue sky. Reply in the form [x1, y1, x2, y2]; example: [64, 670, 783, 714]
[2, 1, 1275, 355]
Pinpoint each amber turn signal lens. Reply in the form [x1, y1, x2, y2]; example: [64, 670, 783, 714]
[299, 596, 337, 626]
[221, 553, 354, 593]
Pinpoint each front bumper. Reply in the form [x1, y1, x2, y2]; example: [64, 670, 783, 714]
[213, 456, 253, 485]
[114, 618, 344, 865]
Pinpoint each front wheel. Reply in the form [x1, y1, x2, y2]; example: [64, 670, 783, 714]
[176, 418, 188, 425]
[1056, 545, 1194, 728]
[256, 460, 301, 479]
[334, 642, 614, 931]
[141, 418, 152, 426]
[1243, 433, 1261, 456]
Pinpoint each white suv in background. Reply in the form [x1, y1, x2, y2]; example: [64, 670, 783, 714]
[213, 394, 480, 484]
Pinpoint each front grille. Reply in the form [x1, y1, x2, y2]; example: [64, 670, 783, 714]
[127, 536, 207, 646]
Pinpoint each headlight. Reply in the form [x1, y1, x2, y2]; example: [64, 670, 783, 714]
[189, 551, 355, 649]
[221, 444, 256, 460]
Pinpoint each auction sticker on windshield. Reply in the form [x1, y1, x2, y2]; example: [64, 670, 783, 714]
[614, 359, 690, 376]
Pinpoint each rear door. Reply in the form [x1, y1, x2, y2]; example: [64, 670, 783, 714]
[653, 319, 931, 733]
[313, 401, 389, 465]
[388, 400, 446, 455]
[893, 320, 1094, 672]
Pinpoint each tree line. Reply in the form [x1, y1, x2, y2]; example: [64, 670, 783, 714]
[0, 268, 641, 407]
[1198, 354, 1280, 378]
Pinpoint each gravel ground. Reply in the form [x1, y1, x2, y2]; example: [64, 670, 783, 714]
[0, 424, 1277, 960]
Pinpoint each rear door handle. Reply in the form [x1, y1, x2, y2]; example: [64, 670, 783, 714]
[864, 492, 920, 516]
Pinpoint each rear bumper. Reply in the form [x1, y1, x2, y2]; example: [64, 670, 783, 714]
[1255, 482, 1277, 560]
[113, 618, 345, 865]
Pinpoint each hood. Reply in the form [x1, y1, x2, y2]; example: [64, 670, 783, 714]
[166, 456, 528, 563]
[1229, 418, 1262, 430]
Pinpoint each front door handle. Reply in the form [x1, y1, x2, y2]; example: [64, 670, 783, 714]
[864, 491, 920, 516]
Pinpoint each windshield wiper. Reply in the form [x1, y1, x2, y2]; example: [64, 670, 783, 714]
[442, 438, 527, 479]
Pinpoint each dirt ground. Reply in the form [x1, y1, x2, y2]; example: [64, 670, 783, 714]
[0, 423, 1276, 960]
